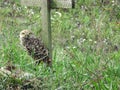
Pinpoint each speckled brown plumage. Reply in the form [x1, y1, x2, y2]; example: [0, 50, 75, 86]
[20, 30, 51, 65]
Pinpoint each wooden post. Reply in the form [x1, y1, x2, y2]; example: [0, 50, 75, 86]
[21, 0, 75, 8]
[41, 0, 52, 66]
[21, 0, 75, 66]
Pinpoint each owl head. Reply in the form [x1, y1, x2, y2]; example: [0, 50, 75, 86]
[20, 30, 34, 39]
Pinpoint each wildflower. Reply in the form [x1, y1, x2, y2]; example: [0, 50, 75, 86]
[55, 12, 62, 17]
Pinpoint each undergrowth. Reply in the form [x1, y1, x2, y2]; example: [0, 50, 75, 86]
[0, 0, 120, 89]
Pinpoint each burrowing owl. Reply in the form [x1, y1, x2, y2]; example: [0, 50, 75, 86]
[20, 30, 51, 65]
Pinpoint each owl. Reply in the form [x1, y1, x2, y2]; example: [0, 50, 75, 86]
[19, 30, 51, 65]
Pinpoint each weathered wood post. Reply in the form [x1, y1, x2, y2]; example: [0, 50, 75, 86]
[21, 0, 75, 66]
[41, 0, 52, 66]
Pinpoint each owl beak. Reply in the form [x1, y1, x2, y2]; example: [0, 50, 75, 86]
[26, 35, 30, 37]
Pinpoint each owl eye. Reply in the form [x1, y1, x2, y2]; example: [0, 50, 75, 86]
[22, 32, 25, 35]
[29, 32, 33, 34]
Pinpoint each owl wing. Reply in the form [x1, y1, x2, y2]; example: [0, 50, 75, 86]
[25, 37, 49, 63]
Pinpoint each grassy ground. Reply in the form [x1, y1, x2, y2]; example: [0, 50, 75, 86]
[0, 0, 120, 90]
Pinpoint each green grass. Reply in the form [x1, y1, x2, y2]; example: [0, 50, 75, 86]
[0, 0, 120, 89]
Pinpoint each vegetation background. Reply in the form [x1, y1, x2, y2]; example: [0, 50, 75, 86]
[0, 0, 120, 89]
